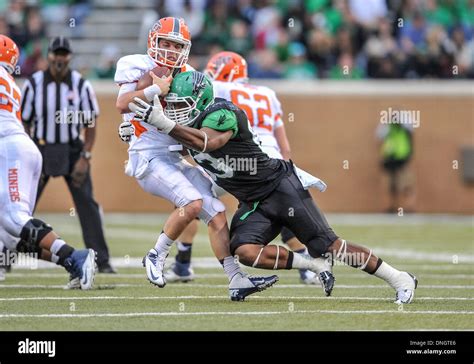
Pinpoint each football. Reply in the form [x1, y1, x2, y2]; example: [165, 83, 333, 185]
[136, 66, 171, 90]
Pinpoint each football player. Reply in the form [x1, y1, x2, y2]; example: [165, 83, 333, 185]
[115, 18, 277, 300]
[164, 51, 321, 285]
[0, 35, 96, 289]
[129, 71, 419, 304]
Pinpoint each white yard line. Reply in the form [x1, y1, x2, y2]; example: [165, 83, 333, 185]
[36, 212, 474, 226]
[0, 295, 473, 302]
[0, 284, 472, 289]
[6, 272, 473, 279]
[0, 309, 473, 319]
[10, 255, 474, 270]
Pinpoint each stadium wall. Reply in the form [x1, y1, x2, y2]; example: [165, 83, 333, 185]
[36, 81, 474, 214]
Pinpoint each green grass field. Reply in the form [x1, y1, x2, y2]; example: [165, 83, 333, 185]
[0, 213, 472, 331]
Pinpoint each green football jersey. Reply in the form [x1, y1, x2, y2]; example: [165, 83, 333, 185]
[188, 98, 288, 202]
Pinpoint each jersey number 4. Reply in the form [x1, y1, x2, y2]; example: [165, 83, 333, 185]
[230, 90, 272, 132]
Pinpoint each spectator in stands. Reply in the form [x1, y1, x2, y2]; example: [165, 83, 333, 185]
[307, 28, 334, 78]
[329, 52, 363, 79]
[92, 44, 120, 79]
[200, 0, 232, 53]
[451, 25, 474, 77]
[4, 0, 470, 80]
[284, 42, 318, 79]
[227, 19, 253, 57]
[248, 48, 283, 79]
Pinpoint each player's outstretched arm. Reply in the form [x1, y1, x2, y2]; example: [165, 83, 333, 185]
[129, 95, 232, 152]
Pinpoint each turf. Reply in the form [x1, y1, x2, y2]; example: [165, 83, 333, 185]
[0, 213, 472, 331]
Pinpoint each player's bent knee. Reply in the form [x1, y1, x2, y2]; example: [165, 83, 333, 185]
[0, 210, 32, 239]
[199, 196, 225, 225]
[17, 218, 53, 253]
[233, 245, 262, 267]
[306, 235, 337, 258]
[182, 199, 203, 219]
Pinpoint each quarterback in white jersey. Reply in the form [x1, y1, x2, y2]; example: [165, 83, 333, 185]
[116, 18, 278, 299]
[0, 35, 96, 289]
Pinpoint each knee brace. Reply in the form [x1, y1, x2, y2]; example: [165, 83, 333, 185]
[17, 219, 53, 253]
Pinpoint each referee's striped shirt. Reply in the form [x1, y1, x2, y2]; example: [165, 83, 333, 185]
[21, 69, 100, 144]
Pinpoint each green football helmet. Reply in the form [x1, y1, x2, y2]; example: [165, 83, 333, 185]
[164, 71, 214, 126]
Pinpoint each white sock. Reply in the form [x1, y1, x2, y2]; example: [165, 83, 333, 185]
[176, 241, 191, 252]
[50, 254, 59, 264]
[291, 253, 330, 274]
[222, 256, 241, 282]
[154, 232, 174, 256]
[374, 261, 401, 288]
[50, 239, 66, 256]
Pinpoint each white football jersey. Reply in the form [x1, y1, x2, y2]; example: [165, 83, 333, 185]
[0, 67, 24, 138]
[212, 80, 283, 152]
[115, 54, 194, 157]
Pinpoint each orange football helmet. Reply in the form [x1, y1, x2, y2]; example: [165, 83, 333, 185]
[147, 17, 191, 68]
[205, 51, 248, 83]
[0, 35, 19, 74]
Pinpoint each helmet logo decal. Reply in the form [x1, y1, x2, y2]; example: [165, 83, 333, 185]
[192, 72, 206, 96]
[152, 22, 162, 32]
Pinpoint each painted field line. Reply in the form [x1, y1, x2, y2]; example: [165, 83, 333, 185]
[0, 284, 473, 289]
[1, 296, 473, 302]
[6, 272, 474, 280]
[11, 253, 474, 270]
[0, 309, 473, 319]
[0, 284, 135, 289]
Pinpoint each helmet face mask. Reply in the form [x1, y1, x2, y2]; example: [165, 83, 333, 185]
[164, 93, 200, 126]
[164, 71, 214, 126]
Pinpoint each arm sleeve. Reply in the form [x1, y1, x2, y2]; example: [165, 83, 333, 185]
[21, 78, 35, 124]
[201, 109, 238, 138]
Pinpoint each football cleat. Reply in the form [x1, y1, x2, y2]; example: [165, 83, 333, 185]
[64, 276, 80, 290]
[164, 261, 195, 283]
[63, 249, 97, 290]
[394, 272, 418, 304]
[229, 273, 279, 301]
[143, 248, 168, 287]
[319, 270, 335, 296]
[299, 269, 320, 285]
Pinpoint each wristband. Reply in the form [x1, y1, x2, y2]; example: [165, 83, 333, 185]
[143, 84, 161, 102]
[201, 130, 208, 152]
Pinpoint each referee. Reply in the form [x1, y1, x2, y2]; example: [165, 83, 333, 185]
[21, 36, 115, 273]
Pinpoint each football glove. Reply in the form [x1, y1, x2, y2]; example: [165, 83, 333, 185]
[118, 121, 134, 142]
[128, 95, 176, 134]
